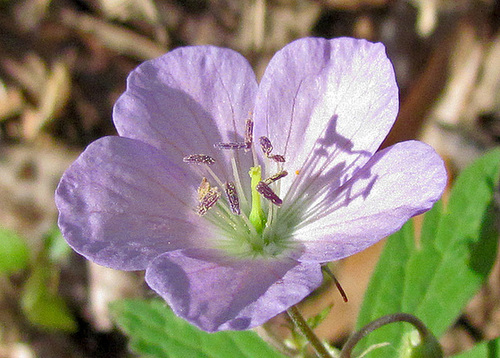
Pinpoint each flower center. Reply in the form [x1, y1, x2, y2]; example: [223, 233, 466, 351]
[183, 118, 294, 258]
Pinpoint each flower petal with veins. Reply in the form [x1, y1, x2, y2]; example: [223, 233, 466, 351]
[56, 37, 447, 331]
[145, 248, 322, 332]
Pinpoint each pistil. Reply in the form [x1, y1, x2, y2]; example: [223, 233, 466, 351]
[248, 166, 266, 234]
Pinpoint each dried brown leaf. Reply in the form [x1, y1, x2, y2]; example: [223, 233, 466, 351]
[0, 84, 25, 121]
[2, 54, 47, 99]
[97, 0, 161, 24]
[60, 9, 166, 61]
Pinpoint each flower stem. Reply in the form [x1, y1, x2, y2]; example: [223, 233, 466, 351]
[339, 313, 437, 358]
[287, 305, 333, 358]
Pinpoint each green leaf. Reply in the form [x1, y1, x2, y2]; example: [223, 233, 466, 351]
[21, 227, 77, 332]
[356, 148, 500, 357]
[43, 225, 72, 263]
[453, 338, 500, 357]
[0, 227, 30, 273]
[307, 304, 333, 329]
[110, 299, 287, 358]
[355, 220, 416, 357]
[415, 149, 500, 336]
[21, 265, 77, 332]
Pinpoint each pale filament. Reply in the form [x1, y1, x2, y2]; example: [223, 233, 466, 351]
[230, 156, 249, 208]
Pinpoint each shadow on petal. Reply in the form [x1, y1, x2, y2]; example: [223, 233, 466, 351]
[287, 114, 373, 200]
[283, 114, 376, 225]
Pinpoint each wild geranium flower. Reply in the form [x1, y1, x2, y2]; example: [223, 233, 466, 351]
[56, 37, 447, 332]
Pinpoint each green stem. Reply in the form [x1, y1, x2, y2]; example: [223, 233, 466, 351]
[339, 313, 434, 358]
[287, 305, 333, 358]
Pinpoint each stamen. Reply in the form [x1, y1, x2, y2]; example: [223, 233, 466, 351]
[264, 170, 288, 185]
[259, 136, 273, 156]
[244, 118, 254, 149]
[197, 187, 220, 216]
[269, 154, 285, 163]
[230, 156, 249, 208]
[197, 177, 211, 201]
[224, 182, 240, 215]
[183, 154, 216, 165]
[256, 181, 282, 206]
[204, 165, 226, 193]
[214, 142, 248, 150]
[259, 136, 285, 162]
[214, 118, 254, 152]
[264, 170, 287, 227]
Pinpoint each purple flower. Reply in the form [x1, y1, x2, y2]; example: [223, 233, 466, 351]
[55, 37, 447, 332]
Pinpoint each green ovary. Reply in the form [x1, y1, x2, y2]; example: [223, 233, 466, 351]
[248, 166, 267, 234]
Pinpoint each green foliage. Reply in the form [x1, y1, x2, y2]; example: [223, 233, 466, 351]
[43, 225, 72, 263]
[21, 226, 77, 332]
[0, 227, 30, 274]
[356, 148, 500, 357]
[307, 304, 333, 329]
[21, 264, 77, 332]
[453, 337, 500, 357]
[110, 299, 287, 358]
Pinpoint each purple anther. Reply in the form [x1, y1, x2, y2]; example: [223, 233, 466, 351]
[224, 182, 240, 215]
[244, 119, 254, 148]
[256, 181, 282, 206]
[259, 136, 273, 156]
[214, 142, 248, 150]
[197, 188, 220, 216]
[264, 170, 288, 185]
[269, 154, 285, 163]
[183, 154, 216, 165]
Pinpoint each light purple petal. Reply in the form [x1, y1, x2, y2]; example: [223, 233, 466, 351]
[55, 136, 215, 271]
[113, 46, 258, 183]
[292, 140, 447, 263]
[253, 37, 398, 201]
[145, 248, 323, 332]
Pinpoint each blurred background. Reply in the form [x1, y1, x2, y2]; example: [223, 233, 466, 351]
[0, 0, 499, 357]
